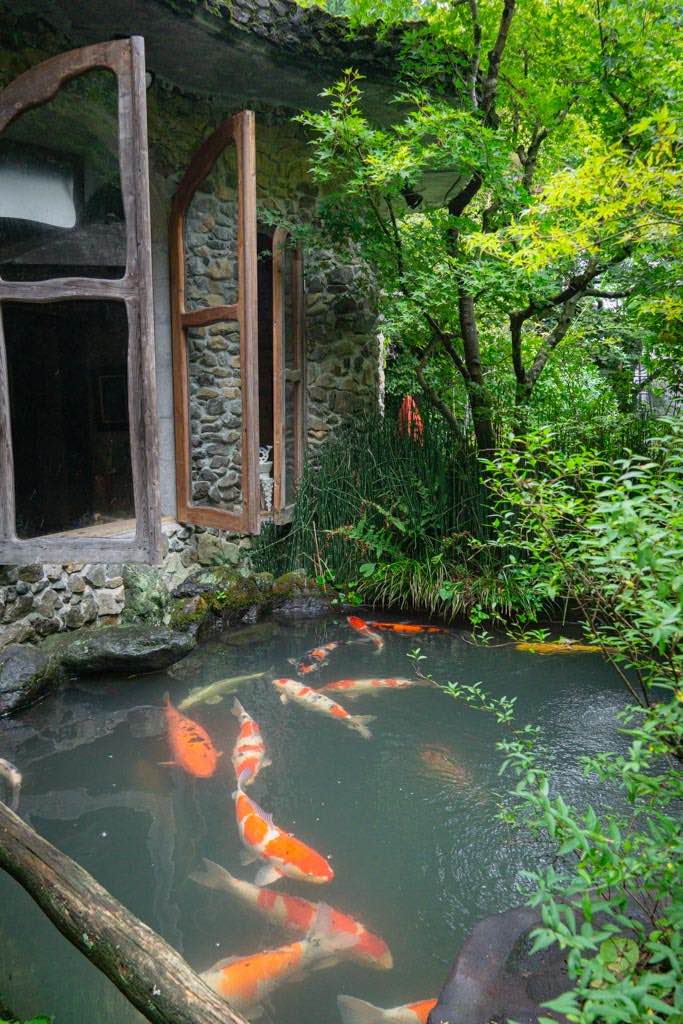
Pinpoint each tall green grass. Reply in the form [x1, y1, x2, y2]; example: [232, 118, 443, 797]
[252, 410, 660, 621]
[252, 412, 498, 618]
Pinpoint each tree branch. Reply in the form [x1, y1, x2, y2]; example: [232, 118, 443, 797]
[0, 800, 248, 1024]
[467, 0, 482, 109]
[415, 345, 464, 434]
[585, 288, 632, 299]
[481, 0, 517, 123]
[526, 294, 582, 388]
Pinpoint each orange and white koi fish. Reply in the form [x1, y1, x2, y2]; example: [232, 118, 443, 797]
[347, 615, 385, 651]
[201, 904, 356, 1018]
[231, 699, 271, 787]
[366, 621, 448, 636]
[272, 677, 375, 739]
[190, 859, 393, 970]
[321, 677, 433, 699]
[290, 641, 339, 676]
[163, 694, 219, 778]
[338, 995, 438, 1024]
[234, 786, 334, 886]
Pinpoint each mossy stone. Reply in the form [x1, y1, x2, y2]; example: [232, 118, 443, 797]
[272, 570, 309, 597]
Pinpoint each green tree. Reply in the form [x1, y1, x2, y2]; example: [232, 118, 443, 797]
[299, 0, 683, 451]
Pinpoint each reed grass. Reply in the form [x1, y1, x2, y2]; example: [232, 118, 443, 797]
[250, 409, 659, 621]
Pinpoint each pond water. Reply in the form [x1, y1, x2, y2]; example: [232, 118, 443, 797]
[0, 616, 630, 1023]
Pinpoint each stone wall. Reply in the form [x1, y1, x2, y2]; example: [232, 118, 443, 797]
[0, 522, 255, 648]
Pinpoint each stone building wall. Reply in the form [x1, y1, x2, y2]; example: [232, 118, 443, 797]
[0, 28, 381, 650]
[0, 522, 252, 648]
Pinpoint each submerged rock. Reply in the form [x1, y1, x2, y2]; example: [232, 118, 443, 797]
[0, 643, 61, 716]
[430, 905, 570, 1024]
[59, 625, 196, 675]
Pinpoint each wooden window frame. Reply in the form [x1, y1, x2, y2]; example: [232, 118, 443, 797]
[270, 226, 305, 526]
[0, 37, 162, 565]
[171, 116, 306, 535]
[170, 111, 260, 534]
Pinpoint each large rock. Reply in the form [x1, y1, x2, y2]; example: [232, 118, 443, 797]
[60, 625, 196, 675]
[271, 571, 333, 621]
[0, 643, 61, 716]
[429, 906, 570, 1024]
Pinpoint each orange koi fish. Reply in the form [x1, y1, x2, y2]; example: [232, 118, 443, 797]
[515, 640, 611, 655]
[231, 699, 271, 787]
[338, 995, 438, 1024]
[366, 621, 448, 636]
[272, 677, 375, 739]
[419, 743, 470, 785]
[347, 615, 385, 651]
[321, 677, 433, 699]
[289, 640, 340, 676]
[201, 904, 356, 1017]
[163, 694, 219, 778]
[234, 786, 334, 886]
[190, 859, 393, 970]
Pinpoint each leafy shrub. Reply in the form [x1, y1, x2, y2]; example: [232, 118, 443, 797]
[431, 421, 683, 1023]
[484, 419, 683, 710]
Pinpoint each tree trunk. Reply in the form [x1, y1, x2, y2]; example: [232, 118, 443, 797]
[458, 291, 496, 456]
[0, 800, 248, 1024]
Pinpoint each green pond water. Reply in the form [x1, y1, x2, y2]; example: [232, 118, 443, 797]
[0, 616, 630, 1023]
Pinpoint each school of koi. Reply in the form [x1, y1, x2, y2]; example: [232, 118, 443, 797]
[161, 616, 449, 1021]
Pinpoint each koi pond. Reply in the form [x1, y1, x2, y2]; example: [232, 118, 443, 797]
[0, 616, 630, 1023]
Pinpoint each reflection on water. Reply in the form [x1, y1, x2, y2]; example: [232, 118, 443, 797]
[0, 618, 629, 1023]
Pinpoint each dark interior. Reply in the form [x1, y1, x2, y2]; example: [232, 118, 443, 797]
[3, 296, 134, 538]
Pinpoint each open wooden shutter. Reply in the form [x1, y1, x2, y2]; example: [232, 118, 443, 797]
[0, 37, 161, 564]
[170, 112, 260, 534]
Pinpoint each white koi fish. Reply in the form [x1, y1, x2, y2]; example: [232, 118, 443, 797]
[338, 995, 438, 1024]
[231, 699, 271, 787]
[178, 671, 266, 710]
[0, 757, 22, 812]
[271, 677, 375, 739]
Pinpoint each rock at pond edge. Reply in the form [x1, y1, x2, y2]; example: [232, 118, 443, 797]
[0, 643, 62, 716]
[59, 625, 197, 675]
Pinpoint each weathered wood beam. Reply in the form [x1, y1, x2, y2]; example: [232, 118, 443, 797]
[0, 800, 248, 1024]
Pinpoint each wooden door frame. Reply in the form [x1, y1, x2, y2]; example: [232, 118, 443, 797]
[170, 111, 260, 534]
[0, 36, 162, 564]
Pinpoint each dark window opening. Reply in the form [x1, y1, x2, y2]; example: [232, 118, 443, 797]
[4, 299, 134, 538]
[0, 37, 161, 564]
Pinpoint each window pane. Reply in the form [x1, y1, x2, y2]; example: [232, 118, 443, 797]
[283, 243, 298, 508]
[3, 300, 135, 538]
[0, 70, 125, 281]
[184, 143, 238, 309]
[187, 323, 243, 511]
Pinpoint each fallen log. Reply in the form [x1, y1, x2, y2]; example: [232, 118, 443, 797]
[0, 799, 249, 1024]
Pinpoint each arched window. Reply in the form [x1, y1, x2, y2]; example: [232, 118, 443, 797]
[0, 38, 161, 564]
